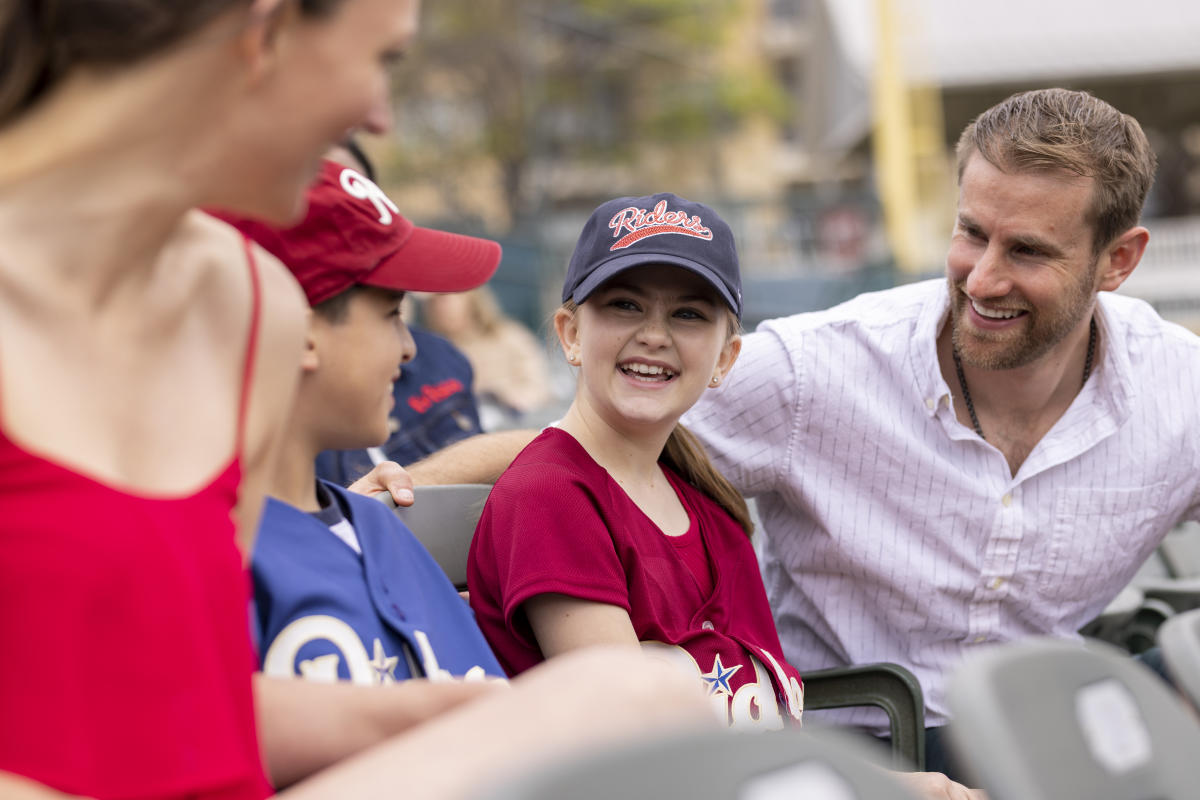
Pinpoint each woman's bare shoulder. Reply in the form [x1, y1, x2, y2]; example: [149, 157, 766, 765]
[175, 210, 307, 324]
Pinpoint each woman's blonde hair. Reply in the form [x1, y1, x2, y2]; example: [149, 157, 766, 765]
[558, 299, 752, 537]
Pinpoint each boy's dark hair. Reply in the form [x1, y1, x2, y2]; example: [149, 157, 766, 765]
[312, 285, 363, 323]
[340, 137, 377, 182]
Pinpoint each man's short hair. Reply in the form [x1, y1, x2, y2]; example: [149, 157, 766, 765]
[955, 88, 1157, 254]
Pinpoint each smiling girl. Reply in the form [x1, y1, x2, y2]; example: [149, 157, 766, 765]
[467, 193, 804, 729]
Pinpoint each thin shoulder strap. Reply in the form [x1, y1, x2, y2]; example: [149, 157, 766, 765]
[236, 236, 263, 455]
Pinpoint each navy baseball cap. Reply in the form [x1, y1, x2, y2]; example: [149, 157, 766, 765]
[562, 193, 742, 319]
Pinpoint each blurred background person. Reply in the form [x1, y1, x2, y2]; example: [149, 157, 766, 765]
[422, 286, 558, 429]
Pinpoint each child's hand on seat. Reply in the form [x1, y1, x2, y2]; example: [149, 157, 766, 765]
[350, 461, 415, 506]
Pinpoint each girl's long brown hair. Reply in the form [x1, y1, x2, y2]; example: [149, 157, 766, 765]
[660, 422, 753, 537]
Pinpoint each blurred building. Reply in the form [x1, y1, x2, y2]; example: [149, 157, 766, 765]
[814, 0, 1200, 327]
[381, 0, 1200, 330]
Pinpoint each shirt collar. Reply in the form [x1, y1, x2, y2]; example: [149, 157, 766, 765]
[910, 279, 954, 419]
[907, 280, 1134, 424]
[1090, 294, 1135, 421]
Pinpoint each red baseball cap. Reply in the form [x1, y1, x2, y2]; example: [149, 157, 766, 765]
[213, 159, 501, 306]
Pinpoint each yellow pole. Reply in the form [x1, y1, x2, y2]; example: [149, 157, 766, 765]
[871, 0, 921, 274]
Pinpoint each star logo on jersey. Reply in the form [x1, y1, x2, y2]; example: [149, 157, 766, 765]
[701, 654, 742, 697]
[369, 638, 398, 684]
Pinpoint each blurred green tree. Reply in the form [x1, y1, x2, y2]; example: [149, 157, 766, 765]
[382, 0, 790, 226]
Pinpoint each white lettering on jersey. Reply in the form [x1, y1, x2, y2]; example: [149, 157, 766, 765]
[639, 641, 797, 730]
[263, 615, 375, 684]
[754, 646, 804, 721]
[262, 615, 496, 686]
[729, 655, 784, 730]
[297, 653, 341, 683]
[411, 629, 453, 681]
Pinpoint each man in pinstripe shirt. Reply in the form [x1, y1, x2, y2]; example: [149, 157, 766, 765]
[684, 88, 1200, 775]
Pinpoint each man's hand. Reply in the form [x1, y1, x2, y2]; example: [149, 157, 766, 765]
[347, 461, 414, 507]
[893, 771, 988, 800]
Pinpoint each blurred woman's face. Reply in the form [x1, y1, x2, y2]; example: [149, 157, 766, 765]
[424, 293, 474, 337]
[233, 0, 420, 222]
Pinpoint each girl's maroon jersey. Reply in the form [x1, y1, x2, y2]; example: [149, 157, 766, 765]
[468, 428, 803, 729]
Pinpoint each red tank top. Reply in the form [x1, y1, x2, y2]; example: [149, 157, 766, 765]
[0, 240, 273, 800]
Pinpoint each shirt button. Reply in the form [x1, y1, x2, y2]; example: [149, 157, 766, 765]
[925, 397, 936, 410]
[701, 620, 715, 631]
[973, 636, 986, 644]
[989, 577, 1005, 590]
[1001, 493, 1013, 507]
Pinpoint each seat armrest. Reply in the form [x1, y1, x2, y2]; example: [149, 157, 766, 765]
[802, 662, 926, 770]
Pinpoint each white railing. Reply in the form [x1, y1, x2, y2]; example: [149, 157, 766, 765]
[1118, 216, 1200, 330]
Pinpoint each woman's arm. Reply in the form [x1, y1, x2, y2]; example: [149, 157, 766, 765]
[524, 594, 641, 658]
[0, 773, 87, 800]
[277, 647, 715, 800]
[254, 674, 504, 788]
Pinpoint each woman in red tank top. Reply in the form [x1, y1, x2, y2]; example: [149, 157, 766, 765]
[0, 4, 719, 800]
[0, 2, 421, 798]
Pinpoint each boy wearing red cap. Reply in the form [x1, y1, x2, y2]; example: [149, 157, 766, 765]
[215, 160, 504, 685]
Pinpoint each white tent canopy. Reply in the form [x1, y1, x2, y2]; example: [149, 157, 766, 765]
[826, 0, 1200, 88]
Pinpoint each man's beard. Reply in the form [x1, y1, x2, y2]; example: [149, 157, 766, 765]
[948, 261, 1097, 371]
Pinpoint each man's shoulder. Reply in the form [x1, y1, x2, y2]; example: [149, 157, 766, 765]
[1101, 292, 1200, 355]
[752, 279, 940, 348]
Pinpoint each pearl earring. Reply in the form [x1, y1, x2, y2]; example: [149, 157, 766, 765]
[709, 376, 721, 387]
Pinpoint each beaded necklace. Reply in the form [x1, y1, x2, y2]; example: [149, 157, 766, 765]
[951, 317, 1097, 441]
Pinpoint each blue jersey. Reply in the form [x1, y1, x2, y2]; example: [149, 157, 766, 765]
[253, 480, 503, 684]
[316, 328, 482, 484]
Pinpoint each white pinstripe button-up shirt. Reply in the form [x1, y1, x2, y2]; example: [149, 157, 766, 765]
[684, 279, 1200, 733]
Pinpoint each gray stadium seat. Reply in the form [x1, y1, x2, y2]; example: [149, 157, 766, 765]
[1080, 523, 1200, 656]
[1136, 522, 1200, 615]
[946, 637, 1200, 800]
[467, 725, 921, 800]
[1157, 607, 1200, 710]
[801, 662, 925, 770]
[378, 482, 491, 590]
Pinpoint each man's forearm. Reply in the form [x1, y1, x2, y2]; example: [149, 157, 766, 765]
[406, 430, 538, 486]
